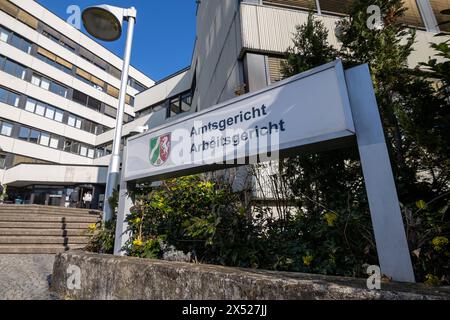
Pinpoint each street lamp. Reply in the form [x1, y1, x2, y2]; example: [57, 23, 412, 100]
[82, 5, 137, 222]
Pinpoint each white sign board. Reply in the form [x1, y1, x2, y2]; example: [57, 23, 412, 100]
[116, 61, 416, 283]
[125, 61, 355, 182]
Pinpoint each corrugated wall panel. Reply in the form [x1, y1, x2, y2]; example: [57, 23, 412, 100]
[241, 4, 340, 54]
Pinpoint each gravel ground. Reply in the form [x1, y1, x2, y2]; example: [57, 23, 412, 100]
[0, 254, 58, 300]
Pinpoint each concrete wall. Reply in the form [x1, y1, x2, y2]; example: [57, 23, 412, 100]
[50, 251, 450, 300]
[2, 164, 107, 186]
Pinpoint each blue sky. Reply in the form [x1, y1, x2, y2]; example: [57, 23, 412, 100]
[36, 0, 197, 82]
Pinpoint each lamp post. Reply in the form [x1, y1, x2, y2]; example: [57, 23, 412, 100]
[82, 5, 137, 222]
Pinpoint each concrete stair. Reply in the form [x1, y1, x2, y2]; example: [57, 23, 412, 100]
[0, 205, 101, 254]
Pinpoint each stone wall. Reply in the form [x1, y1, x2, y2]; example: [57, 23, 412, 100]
[50, 251, 450, 300]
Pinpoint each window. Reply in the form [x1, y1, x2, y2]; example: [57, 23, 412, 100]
[0, 56, 26, 79]
[0, 26, 31, 53]
[35, 102, 45, 116]
[25, 99, 35, 112]
[29, 129, 40, 143]
[68, 115, 82, 129]
[317, 0, 353, 14]
[54, 109, 63, 122]
[0, 87, 19, 107]
[262, 0, 317, 10]
[63, 138, 95, 158]
[0, 154, 6, 169]
[50, 82, 68, 98]
[181, 92, 192, 112]
[25, 98, 64, 122]
[75, 68, 105, 92]
[40, 78, 50, 90]
[42, 30, 76, 52]
[0, 0, 38, 29]
[17, 9, 38, 29]
[79, 145, 88, 157]
[45, 106, 55, 120]
[87, 148, 95, 159]
[18, 126, 30, 141]
[72, 89, 88, 106]
[431, 0, 450, 32]
[11, 33, 32, 53]
[49, 136, 59, 149]
[109, 66, 121, 80]
[31, 73, 67, 98]
[39, 132, 58, 148]
[397, 0, 425, 28]
[170, 97, 181, 117]
[104, 105, 117, 119]
[72, 89, 102, 112]
[0, 121, 13, 136]
[168, 91, 193, 117]
[107, 84, 119, 98]
[128, 78, 147, 92]
[63, 140, 72, 153]
[87, 96, 101, 111]
[0, 26, 9, 42]
[70, 141, 80, 154]
[37, 47, 73, 74]
[95, 148, 105, 158]
[39, 132, 50, 146]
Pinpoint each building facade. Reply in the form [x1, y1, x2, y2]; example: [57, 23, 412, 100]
[0, 0, 153, 208]
[1, 0, 448, 208]
[134, 0, 449, 200]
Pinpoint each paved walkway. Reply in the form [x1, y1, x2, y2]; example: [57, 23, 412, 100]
[0, 254, 57, 300]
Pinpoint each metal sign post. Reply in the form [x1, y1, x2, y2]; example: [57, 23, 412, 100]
[115, 60, 415, 283]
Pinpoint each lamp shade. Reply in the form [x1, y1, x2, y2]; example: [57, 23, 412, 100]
[82, 5, 124, 41]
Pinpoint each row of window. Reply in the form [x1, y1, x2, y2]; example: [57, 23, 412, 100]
[0, 116, 126, 160]
[0, 85, 19, 107]
[0, 119, 13, 137]
[18, 125, 59, 149]
[0, 0, 148, 93]
[0, 25, 32, 54]
[0, 54, 26, 79]
[0, 118, 101, 159]
[1, 86, 111, 135]
[0, 0, 38, 29]
[1, 23, 136, 103]
[36, 46, 73, 75]
[136, 90, 193, 119]
[0, 55, 135, 124]
[31, 72, 69, 98]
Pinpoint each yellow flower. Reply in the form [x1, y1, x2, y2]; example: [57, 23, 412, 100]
[415, 200, 427, 210]
[199, 181, 214, 189]
[324, 212, 338, 227]
[88, 223, 97, 231]
[424, 274, 441, 286]
[431, 236, 449, 252]
[302, 255, 314, 266]
[133, 239, 143, 247]
[134, 217, 142, 224]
